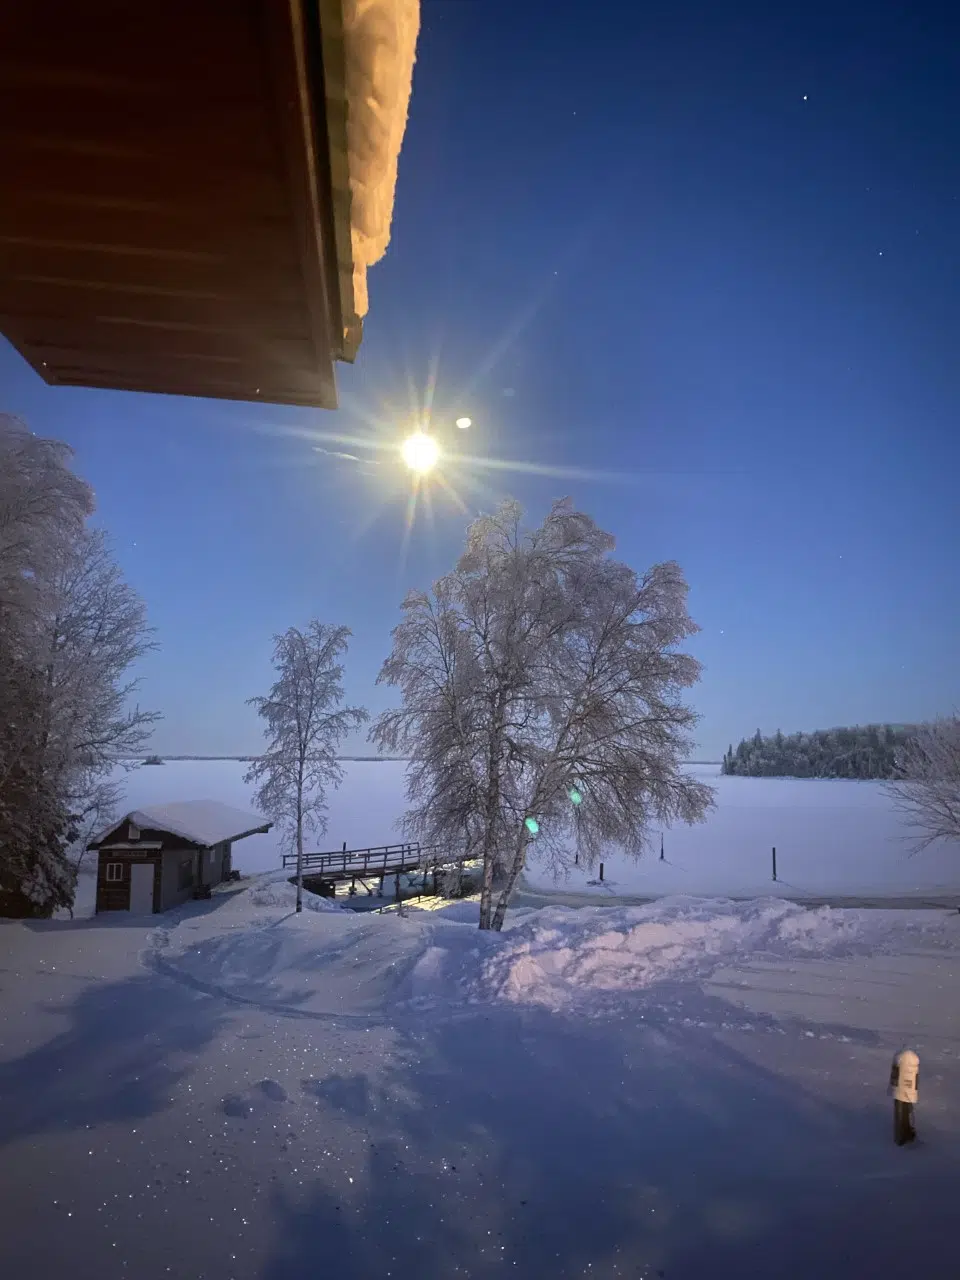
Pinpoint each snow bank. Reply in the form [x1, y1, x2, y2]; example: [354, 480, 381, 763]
[409, 897, 957, 1014]
[152, 873, 957, 1022]
[244, 870, 342, 913]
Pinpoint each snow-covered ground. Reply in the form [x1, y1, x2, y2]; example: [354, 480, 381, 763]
[79, 759, 960, 917]
[3, 878, 960, 1278]
[20, 755, 951, 1274]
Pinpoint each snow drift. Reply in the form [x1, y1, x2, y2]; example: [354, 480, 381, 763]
[454, 897, 955, 1013]
[244, 869, 343, 913]
[153, 875, 957, 1020]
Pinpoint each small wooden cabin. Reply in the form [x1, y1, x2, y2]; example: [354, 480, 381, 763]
[89, 801, 272, 915]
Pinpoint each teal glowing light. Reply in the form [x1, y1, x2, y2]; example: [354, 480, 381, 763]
[524, 816, 540, 835]
[568, 787, 583, 806]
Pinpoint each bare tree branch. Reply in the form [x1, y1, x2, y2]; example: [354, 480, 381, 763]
[886, 715, 960, 851]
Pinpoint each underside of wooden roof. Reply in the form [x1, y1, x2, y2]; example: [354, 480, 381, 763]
[0, 0, 359, 408]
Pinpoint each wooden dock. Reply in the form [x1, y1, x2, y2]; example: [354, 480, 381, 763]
[281, 841, 471, 900]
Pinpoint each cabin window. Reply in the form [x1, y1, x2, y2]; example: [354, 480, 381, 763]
[177, 858, 194, 891]
[128, 821, 140, 841]
[106, 862, 124, 883]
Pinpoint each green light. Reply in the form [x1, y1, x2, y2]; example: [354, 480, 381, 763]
[524, 816, 540, 835]
[568, 787, 583, 806]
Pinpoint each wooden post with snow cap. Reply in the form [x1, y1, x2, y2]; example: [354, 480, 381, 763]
[889, 1049, 919, 1145]
[772, 846, 777, 882]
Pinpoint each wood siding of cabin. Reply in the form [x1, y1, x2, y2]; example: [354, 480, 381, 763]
[95, 830, 235, 914]
[96, 852, 161, 913]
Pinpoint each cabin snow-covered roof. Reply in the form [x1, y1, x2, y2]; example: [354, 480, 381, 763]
[90, 802, 272, 849]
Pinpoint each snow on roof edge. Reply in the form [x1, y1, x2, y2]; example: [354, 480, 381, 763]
[342, 0, 420, 316]
[90, 801, 272, 850]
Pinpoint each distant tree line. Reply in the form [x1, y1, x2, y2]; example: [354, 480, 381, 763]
[722, 724, 921, 780]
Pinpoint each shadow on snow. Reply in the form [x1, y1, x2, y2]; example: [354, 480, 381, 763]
[262, 996, 960, 1280]
[0, 970, 229, 1148]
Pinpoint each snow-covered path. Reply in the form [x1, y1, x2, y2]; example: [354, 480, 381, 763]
[2, 889, 960, 1279]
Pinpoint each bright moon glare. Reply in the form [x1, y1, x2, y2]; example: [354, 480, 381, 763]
[455, 416, 472, 429]
[401, 431, 440, 474]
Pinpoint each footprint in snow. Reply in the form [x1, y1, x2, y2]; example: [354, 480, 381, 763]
[258, 1079, 288, 1102]
[222, 1095, 253, 1118]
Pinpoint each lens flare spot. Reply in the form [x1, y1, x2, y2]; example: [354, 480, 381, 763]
[401, 431, 440, 474]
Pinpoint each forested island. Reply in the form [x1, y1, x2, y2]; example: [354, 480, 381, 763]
[721, 724, 919, 779]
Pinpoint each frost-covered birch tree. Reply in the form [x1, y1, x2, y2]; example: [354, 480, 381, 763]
[0, 415, 158, 917]
[245, 622, 367, 912]
[371, 498, 714, 930]
[42, 527, 160, 877]
[886, 715, 960, 851]
[0, 415, 94, 615]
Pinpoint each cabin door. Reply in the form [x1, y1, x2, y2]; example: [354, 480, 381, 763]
[129, 863, 155, 914]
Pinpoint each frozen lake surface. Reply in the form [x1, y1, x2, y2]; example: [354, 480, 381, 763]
[100, 759, 960, 903]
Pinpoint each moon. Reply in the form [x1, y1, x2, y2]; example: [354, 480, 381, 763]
[401, 431, 440, 474]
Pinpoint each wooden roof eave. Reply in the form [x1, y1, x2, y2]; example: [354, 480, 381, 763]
[223, 823, 275, 844]
[316, 0, 362, 361]
[0, 1, 359, 408]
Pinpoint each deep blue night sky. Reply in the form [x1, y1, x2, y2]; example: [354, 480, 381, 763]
[2, 0, 957, 756]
